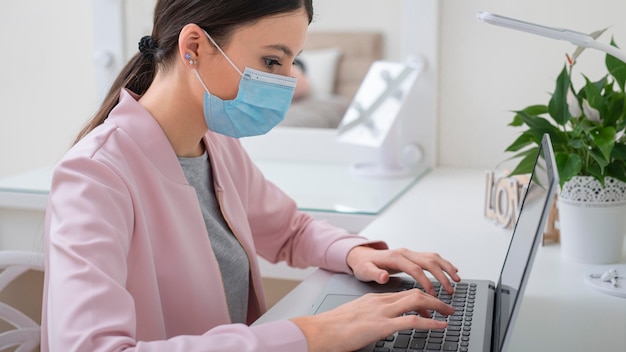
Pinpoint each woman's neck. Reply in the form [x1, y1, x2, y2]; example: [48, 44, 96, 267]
[139, 69, 208, 158]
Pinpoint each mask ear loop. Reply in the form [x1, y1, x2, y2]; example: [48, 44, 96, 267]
[202, 30, 244, 77]
[193, 68, 211, 93]
[185, 52, 210, 93]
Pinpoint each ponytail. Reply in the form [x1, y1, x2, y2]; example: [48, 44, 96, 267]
[73, 37, 161, 145]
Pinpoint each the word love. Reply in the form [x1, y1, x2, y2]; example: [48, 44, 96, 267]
[484, 171, 528, 228]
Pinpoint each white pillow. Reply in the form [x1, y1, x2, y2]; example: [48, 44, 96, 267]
[296, 47, 342, 98]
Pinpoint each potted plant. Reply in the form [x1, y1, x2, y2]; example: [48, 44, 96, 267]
[505, 34, 626, 264]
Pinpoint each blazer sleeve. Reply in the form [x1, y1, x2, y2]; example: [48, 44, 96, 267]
[136, 321, 308, 351]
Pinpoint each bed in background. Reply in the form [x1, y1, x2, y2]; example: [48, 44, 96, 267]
[280, 31, 384, 128]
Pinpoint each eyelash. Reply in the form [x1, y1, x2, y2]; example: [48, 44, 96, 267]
[264, 58, 282, 69]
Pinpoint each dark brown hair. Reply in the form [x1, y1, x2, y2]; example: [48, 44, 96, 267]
[74, 0, 313, 144]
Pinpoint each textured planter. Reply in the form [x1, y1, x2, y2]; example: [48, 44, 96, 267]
[558, 176, 626, 264]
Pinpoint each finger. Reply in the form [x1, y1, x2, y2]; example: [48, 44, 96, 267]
[415, 291, 455, 316]
[404, 253, 460, 294]
[439, 258, 461, 282]
[377, 270, 390, 284]
[429, 269, 454, 295]
[355, 261, 390, 284]
[404, 266, 437, 296]
[396, 313, 449, 331]
[375, 312, 448, 339]
[433, 260, 461, 294]
[414, 307, 432, 318]
[372, 251, 433, 294]
[448, 264, 461, 282]
[391, 289, 454, 318]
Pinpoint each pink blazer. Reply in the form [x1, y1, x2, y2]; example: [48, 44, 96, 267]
[42, 89, 385, 351]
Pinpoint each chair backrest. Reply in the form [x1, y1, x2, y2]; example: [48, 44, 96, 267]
[0, 250, 44, 352]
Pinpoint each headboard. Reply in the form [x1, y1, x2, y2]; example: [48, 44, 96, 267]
[304, 31, 384, 99]
[281, 31, 384, 128]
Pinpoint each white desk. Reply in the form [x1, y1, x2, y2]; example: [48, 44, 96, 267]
[255, 167, 626, 351]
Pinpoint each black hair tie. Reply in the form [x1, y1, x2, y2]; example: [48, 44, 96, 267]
[138, 35, 158, 57]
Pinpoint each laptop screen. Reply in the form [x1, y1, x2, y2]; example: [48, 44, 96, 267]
[494, 134, 558, 351]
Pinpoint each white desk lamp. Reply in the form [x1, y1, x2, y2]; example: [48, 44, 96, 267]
[476, 11, 626, 64]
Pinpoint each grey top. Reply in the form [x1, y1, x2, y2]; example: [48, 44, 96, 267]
[178, 151, 250, 324]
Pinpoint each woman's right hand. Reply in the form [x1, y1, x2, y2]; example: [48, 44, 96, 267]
[290, 288, 454, 352]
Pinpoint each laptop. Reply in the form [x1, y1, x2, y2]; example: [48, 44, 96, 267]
[308, 134, 558, 352]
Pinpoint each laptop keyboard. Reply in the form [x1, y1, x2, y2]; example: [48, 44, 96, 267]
[369, 280, 476, 352]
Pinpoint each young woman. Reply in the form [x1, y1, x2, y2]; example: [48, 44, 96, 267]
[42, 0, 460, 351]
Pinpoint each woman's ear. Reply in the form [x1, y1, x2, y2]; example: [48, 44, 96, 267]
[178, 23, 205, 68]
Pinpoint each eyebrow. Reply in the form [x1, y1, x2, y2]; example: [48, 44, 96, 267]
[264, 44, 299, 58]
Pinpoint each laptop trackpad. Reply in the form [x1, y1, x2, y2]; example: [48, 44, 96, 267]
[314, 294, 361, 314]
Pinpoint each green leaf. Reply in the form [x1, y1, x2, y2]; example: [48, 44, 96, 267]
[522, 104, 549, 116]
[514, 123, 566, 151]
[517, 115, 548, 131]
[568, 138, 586, 149]
[509, 113, 523, 127]
[607, 162, 626, 183]
[617, 112, 626, 131]
[590, 126, 616, 160]
[548, 65, 572, 125]
[589, 147, 610, 168]
[586, 163, 606, 186]
[509, 105, 549, 127]
[508, 147, 540, 176]
[607, 38, 626, 92]
[604, 90, 625, 126]
[555, 153, 582, 186]
[505, 133, 534, 152]
[583, 75, 609, 118]
[611, 143, 626, 160]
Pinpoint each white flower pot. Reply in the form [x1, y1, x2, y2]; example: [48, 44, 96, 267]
[558, 176, 626, 264]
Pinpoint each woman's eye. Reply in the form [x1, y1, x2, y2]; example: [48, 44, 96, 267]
[264, 58, 282, 69]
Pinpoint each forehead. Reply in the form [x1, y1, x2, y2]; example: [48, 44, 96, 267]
[229, 10, 309, 56]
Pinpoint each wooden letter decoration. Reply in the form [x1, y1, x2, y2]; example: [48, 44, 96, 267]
[484, 171, 528, 228]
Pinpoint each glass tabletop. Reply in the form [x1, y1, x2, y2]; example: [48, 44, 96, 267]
[255, 160, 429, 215]
[0, 166, 53, 195]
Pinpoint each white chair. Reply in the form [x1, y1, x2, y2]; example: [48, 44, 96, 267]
[0, 250, 44, 352]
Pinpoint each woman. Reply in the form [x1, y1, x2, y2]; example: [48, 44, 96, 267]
[42, 0, 460, 351]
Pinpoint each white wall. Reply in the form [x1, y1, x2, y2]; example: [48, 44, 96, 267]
[0, 1, 98, 177]
[439, 0, 626, 169]
[2, 0, 626, 177]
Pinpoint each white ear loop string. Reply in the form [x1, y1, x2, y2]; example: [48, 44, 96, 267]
[193, 29, 244, 93]
[202, 29, 244, 77]
[193, 69, 211, 93]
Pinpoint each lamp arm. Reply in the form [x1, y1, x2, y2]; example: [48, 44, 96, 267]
[477, 11, 626, 64]
[586, 40, 626, 64]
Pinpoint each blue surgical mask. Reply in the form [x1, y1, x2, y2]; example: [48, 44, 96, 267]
[193, 31, 297, 138]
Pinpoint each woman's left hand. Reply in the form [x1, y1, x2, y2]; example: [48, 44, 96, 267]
[346, 246, 461, 295]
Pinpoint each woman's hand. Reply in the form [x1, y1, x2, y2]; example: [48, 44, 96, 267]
[346, 246, 461, 295]
[291, 288, 454, 352]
